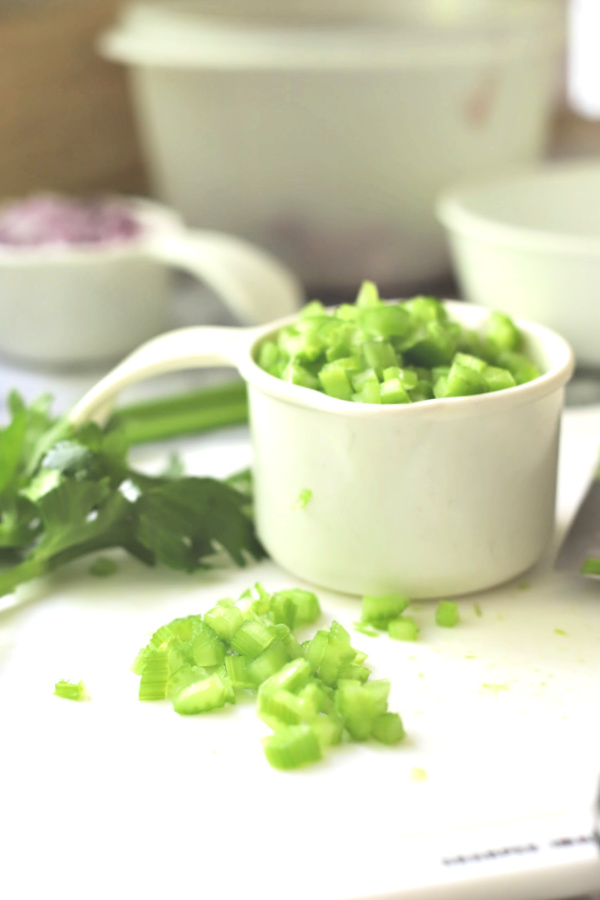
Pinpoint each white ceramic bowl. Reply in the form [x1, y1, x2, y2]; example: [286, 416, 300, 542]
[70, 300, 574, 599]
[0, 195, 303, 369]
[437, 159, 600, 370]
[99, 0, 565, 294]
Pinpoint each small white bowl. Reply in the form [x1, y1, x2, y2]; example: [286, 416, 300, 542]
[70, 300, 574, 599]
[437, 159, 600, 370]
[0, 195, 303, 370]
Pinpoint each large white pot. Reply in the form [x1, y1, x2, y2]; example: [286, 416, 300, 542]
[100, 0, 566, 294]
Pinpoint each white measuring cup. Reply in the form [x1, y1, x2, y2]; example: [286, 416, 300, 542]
[0, 196, 303, 368]
[70, 301, 574, 599]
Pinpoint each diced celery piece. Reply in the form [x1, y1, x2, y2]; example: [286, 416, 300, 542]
[304, 629, 329, 673]
[335, 679, 375, 741]
[262, 724, 323, 770]
[270, 588, 321, 627]
[405, 321, 457, 367]
[230, 620, 277, 658]
[435, 600, 460, 627]
[257, 687, 319, 730]
[363, 679, 390, 716]
[382, 366, 418, 390]
[403, 296, 447, 324]
[361, 305, 411, 340]
[362, 593, 410, 624]
[260, 658, 312, 696]
[380, 378, 411, 404]
[356, 280, 381, 308]
[269, 593, 296, 628]
[301, 300, 326, 318]
[409, 380, 435, 402]
[351, 367, 379, 391]
[172, 672, 228, 715]
[486, 312, 522, 353]
[388, 617, 419, 642]
[317, 621, 356, 686]
[362, 340, 398, 378]
[453, 352, 487, 373]
[224, 654, 254, 690]
[484, 366, 517, 392]
[238, 582, 271, 615]
[444, 362, 489, 397]
[318, 366, 353, 401]
[258, 340, 281, 372]
[131, 646, 150, 676]
[282, 361, 320, 390]
[433, 375, 449, 399]
[371, 712, 405, 745]
[312, 714, 344, 748]
[54, 679, 88, 701]
[192, 622, 226, 667]
[204, 603, 244, 642]
[495, 351, 540, 385]
[338, 663, 370, 682]
[139, 650, 170, 701]
[353, 381, 381, 404]
[166, 664, 209, 699]
[246, 640, 291, 686]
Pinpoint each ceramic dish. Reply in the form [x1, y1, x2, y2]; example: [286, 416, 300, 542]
[0, 195, 303, 369]
[69, 301, 574, 598]
[437, 159, 600, 370]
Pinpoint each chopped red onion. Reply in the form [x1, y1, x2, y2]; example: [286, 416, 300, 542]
[0, 195, 142, 247]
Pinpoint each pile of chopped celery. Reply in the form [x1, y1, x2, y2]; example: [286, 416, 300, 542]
[133, 583, 405, 770]
[257, 281, 540, 403]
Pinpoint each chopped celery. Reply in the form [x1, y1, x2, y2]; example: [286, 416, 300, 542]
[230, 620, 276, 658]
[435, 600, 460, 628]
[486, 312, 522, 353]
[192, 622, 226, 667]
[388, 617, 419, 642]
[54, 679, 88, 701]
[318, 366, 353, 401]
[256, 281, 539, 404]
[361, 593, 410, 624]
[262, 724, 323, 770]
[371, 712, 405, 745]
[139, 650, 171, 701]
[204, 603, 244, 642]
[270, 589, 321, 627]
[246, 639, 291, 686]
[172, 672, 228, 715]
[133, 584, 407, 770]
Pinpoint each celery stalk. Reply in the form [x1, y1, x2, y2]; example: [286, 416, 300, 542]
[107, 380, 249, 446]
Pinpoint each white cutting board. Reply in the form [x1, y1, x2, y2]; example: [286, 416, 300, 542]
[1, 407, 599, 900]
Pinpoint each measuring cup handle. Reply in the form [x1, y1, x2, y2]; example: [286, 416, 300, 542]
[150, 230, 304, 325]
[69, 325, 254, 428]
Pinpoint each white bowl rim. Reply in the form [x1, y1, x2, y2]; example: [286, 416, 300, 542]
[99, 0, 565, 71]
[437, 159, 600, 257]
[237, 299, 574, 420]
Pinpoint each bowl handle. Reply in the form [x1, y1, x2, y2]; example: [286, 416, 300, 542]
[69, 324, 256, 428]
[149, 230, 304, 325]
